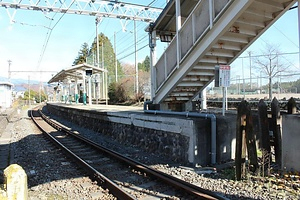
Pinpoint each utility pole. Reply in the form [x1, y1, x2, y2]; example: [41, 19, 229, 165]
[28, 75, 31, 106]
[249, 51, 252, 89]
[114, 31, 118, 82]
[96, 17, 100, 68]
[7, 60, 12, 82]
[96, 17, 101, 103]
[102, 41, 108, 105]
[134, 20, 138, 94]
[39, 72, 42, 103]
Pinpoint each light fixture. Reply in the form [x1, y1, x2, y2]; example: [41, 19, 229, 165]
[159, 34, 173, 42]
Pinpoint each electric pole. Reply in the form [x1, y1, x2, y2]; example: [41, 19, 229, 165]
[7, 60, 12, 82]
[114, 31, 118, 82]
[134, 20, 138, 95]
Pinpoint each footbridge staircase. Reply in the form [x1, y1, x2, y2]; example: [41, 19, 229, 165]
[149, 0, 296, 111]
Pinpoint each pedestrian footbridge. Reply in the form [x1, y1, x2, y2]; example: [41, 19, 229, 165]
[149, 0, 296, 111]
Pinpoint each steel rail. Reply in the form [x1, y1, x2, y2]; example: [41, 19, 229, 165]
[37, 107, 227, 200]
[30, 106, 136, 200]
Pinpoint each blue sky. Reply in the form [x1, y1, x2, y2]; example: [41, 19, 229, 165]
[231, 4, 299, 85]
[0, 0, 167, 81]
[0, 0, 299, 83]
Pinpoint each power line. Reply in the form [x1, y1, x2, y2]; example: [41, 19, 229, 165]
[116, 22, 148, 55]
[115, 20, 145, 44]
[273, 25, 299, 48]
[36, 0, 75, 69]
[147, 0, 158, 7]
[238, 51, 299, 59]
[116, 35, 148, 56]
[118, 44, 148, 61]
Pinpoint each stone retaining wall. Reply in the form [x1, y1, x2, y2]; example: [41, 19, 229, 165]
[46, 103, 237, 165]
[47, 104, 194, 163]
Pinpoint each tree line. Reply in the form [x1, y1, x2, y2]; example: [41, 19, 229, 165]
[73, 32, 150, 104]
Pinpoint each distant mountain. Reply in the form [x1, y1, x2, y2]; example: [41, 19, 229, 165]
[0, 76, 40, 85]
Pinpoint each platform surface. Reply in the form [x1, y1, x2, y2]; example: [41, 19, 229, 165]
[48, 102, 144, 113]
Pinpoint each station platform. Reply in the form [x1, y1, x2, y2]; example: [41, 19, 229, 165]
[48, 102, 144, 113]
[46, 102, 237, 166]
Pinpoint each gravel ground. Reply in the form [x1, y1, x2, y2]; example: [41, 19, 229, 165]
[2, 105, 300, 199]
[7, 106, 115, 200]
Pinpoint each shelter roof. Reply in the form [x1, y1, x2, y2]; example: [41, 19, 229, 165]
[0, 82, 14, 87]
[48, 63, 105, 84]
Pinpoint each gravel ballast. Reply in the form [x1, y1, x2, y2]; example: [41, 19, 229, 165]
[1, 105, 299, 199]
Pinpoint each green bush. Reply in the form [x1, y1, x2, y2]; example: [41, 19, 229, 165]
[108, 82, 128, 103]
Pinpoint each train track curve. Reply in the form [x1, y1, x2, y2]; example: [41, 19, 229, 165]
[30, 105, 227, 200]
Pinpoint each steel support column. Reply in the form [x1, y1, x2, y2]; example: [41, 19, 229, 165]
[175, 0, 181, 69]
[150, 30, 157, 101]
[298, 0, 300, 64]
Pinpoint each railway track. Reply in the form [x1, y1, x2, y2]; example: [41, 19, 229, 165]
[30, 106, 227, 200]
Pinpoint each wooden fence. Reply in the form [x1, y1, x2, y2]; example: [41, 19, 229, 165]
[235, 97, 297, 180]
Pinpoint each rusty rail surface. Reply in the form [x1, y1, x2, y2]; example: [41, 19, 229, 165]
[30, 106, 227, 200]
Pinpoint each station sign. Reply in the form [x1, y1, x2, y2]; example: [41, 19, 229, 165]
[215, 65, 230, 87]
[85, 69, 93, 76]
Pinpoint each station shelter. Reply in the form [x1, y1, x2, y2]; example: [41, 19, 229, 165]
[0, 82, 14, 109]
[48, 63, 106, 105]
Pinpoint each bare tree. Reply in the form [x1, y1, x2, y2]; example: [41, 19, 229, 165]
[253, 43, 289, 100]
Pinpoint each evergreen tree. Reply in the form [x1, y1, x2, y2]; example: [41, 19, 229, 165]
[88, 33, 123, 83]
[138, 55, 150, 72]
[144, 55, 150, 72]
[73, 43, 89, 65]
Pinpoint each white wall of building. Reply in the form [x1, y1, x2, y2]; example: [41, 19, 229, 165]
[0, 82, 13, 108]
[282, 114, 300, 171]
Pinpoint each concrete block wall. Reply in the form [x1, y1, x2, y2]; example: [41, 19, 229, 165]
[0, 108, 16, 136]
[282, 114, 300, 171]
[46, 104, 237, 165]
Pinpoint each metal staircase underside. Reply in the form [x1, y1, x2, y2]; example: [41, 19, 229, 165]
[152, 0, 296, 107]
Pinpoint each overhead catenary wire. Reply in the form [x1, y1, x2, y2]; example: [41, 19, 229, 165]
[36, 0, 75, 69]
[238, 51, 299, 59]
[117, 25, 147, 46]
[116, 34, 148, 56]
[84, 0, 167, 64]
[115, 21, 145, 45]
[38, 0, 166, 68]
[87, 16, 148, 57]
[273, 25, 299, 48]
[118, 44, 148, 61]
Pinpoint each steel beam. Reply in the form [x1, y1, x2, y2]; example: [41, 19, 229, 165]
[0, 0, 162, 23]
